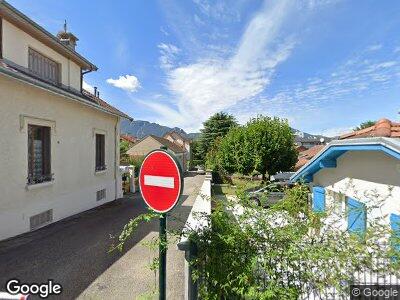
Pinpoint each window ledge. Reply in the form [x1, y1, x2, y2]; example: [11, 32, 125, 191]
[95, 169, 107, 175]
[26, 180, 54, 190]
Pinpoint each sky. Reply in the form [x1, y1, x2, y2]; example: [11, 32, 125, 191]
[11, 0, 400, 135]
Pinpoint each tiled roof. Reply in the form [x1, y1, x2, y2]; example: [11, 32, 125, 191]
[0, 59, 132, 120]
[164, 130, 191, 142]
[149, 135, 186, 153]
[120, 134, 137, 143]
[340, 118, 400, 139]
[295, 145, 325, 170]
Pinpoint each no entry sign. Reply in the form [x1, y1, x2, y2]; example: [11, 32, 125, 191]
[139, 150, 183, 213]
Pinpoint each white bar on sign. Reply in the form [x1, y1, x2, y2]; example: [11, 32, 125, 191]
[144, 175, 175, 189]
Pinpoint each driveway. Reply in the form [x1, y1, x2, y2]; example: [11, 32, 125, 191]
[0, 173, 205, 299]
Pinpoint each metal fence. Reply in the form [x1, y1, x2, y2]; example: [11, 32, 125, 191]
[254, 255, 400, 300]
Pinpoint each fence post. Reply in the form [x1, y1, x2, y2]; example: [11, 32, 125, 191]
[178, 240, 198, 300]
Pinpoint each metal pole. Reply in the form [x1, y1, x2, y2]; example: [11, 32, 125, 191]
[159, 213, 167, 300]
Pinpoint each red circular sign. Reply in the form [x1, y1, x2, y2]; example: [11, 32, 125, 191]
[139, 150, 183, 213]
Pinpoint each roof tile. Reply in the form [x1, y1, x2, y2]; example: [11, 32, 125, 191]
[340, 118, 400, 139]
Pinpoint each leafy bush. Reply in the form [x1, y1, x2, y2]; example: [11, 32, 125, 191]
[207, 115, 298, 180]
[187, 184, 397, 299]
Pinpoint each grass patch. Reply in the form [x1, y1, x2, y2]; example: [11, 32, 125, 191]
[212, 177, 263, 196]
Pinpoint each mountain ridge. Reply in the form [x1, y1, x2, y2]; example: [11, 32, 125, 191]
[121, 119, 330, 141]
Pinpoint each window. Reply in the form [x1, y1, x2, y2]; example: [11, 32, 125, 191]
[28, 125, 52, 184]
[312, 186, 326, 212]
[28, 48, 61, 85]
[95, 134, 106, 171]
[347, 198, 366, 237]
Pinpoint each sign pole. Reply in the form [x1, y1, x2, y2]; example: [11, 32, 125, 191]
[139, 148, 183, 300]
[159, 213, 167, 300]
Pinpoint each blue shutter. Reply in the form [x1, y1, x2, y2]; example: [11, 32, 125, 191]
[390, 214, 400, 252]
[312, 186, 325, 212]
[347, 198, 366, 236]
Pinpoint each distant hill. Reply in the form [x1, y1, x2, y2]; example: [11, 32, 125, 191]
[121, 119, 194, 139]
[121, 119, 330, 142]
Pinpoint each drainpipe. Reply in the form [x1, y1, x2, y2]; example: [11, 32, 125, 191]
[81, 68, 94, 93]
[114, 117, 119, 200]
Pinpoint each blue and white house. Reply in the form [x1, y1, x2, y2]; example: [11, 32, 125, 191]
[291, 137, 400, 237]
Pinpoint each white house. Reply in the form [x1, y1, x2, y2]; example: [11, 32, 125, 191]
[0, 1, 131, 241]
[291, 137, 400, 237]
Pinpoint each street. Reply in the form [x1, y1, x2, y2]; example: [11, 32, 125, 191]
[0, 174, 204, 299]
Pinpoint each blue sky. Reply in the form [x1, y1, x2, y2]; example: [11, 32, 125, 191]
[12, 0, 400, 135]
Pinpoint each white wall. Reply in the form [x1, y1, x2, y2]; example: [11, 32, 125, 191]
[0, 74, 121, 240]
[313, 150, 400, 228]
[2, 19, 82, 91]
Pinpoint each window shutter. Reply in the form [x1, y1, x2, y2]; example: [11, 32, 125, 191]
[312, 186, 325, 212]
[390, 214, 400, 252]
[347, 198, 366, 236]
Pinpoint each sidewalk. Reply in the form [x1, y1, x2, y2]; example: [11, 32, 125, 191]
[78, 174, 205, 299]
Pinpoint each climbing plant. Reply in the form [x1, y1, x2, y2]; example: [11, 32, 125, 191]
[113, 184, 398, 299]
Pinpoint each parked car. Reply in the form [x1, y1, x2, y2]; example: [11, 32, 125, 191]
[196, 166, 206, 175]
[270, 172, 295, 186]
[247, 184, 285, 208]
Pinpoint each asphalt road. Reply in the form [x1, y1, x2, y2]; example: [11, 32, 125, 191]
[0, 173, 204, 299]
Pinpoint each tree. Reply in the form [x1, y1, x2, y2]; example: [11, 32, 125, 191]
[354, 120, 376, 131]
[120, 140, 131, 164]
[247, 116, 297, 179]
[214, 115, 297, 179]
[198, 112, 238, 165]
[189, 140, 203, 169]
[210, 126, 254, 175]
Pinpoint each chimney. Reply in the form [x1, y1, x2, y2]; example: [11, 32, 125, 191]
[56, 20, 78, 50]
[94, 87, 97, 96]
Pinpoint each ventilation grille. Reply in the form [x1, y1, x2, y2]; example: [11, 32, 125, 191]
[96, 189, 106, 201]
[30, 209, 53, 230]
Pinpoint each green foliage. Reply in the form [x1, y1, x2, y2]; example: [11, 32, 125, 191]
[110, 211, 159, 252]
[129, 156, 145, 176]
[198, 112, 238, 166]
[189, 140, 203, 169]
[354, 120, 376, 131]
[247, 116, 297, 177]
[210, 115, 297, 179]
[113, 174, 397, 299]
[120, 140, 131, 164]
[187, 184, 395, 299]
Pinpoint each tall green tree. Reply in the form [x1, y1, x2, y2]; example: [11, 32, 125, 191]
[354, 120, 376, 131]
[120, 140, 131, 164]
[247, 116, 297, 178]
[198, 112, 238, 165]
[211, 126, 254, 175]
[214, 115, 297, 179]
[189, 140, 203, 168]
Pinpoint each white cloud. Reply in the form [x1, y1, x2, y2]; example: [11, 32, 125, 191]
[82, 80, 94, 93]
[158, 43, 180, 70]
[106, 75, 140, 92]
[153, 0, 295, 131]
[319, 126, 353, 137]
[366, 44, 382, 51]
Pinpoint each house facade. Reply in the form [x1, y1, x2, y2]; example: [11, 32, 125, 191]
[291, 137, 400, 237]
[0, 1, 131, 241]
[163, 131, 191, 169]
[127, 135, 186, 170]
